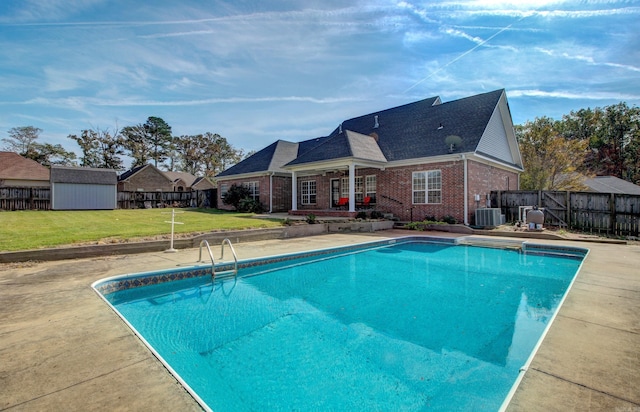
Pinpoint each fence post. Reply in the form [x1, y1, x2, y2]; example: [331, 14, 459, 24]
[610, 192, 616, 235]
[566, 191, 571, 229]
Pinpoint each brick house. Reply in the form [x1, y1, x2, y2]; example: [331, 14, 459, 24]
[117, 164, 174, 192]
[216, 89, 523, 223]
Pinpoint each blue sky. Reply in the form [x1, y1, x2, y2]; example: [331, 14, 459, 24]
[1, 0, 639, 161]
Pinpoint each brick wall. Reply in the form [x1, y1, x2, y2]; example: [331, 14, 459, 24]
[467, 161, 519, 221]
[117, 167, 173, 192]
[218, 175, 292, 212]
[219, 160, 519, 222]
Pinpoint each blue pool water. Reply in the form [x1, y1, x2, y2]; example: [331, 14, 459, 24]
[96, 238, 586, 411]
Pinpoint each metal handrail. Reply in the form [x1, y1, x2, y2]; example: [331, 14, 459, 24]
[220, 238, 238, 277]
[198, 239, 216, 281]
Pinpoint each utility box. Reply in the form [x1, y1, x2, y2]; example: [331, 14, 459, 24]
[475, 208, 502, 228]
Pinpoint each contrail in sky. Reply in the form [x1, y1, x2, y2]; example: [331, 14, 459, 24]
[403, 16, 528, 94]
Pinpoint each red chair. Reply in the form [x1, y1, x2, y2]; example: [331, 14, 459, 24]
[363, 196, 371, 207]
[336, 197, 349, 209]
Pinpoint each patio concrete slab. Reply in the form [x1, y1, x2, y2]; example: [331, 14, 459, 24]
[1, 231, 638, 411]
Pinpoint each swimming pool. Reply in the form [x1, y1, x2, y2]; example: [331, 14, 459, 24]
[93, 236, 587, 411]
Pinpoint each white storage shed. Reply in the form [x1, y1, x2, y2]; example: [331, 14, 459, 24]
[51, 166, 118, 210]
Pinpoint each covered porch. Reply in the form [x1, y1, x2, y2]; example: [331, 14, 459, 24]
[283, 130, 388, 218]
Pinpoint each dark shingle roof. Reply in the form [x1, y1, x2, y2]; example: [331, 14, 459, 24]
[217, 141, 279, 177]
[50, 166, 117, 185]
[287, 90, 503, 166]
[217, 90, 507, 174]
[118, 165, 145, 181]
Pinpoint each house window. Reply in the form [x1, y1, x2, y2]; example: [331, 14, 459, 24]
[220, 183, 228, 198]
[301, 180, 317, 205]
[365, 175, 376, 203]
[341, 177, 349, 197]
[412, 170, 441, 204]
[354, 176, 363, 203]
[244, 181, 260, 201]
[341, 176, 364, 202]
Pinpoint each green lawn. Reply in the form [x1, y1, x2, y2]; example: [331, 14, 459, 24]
[0, 208, 283, 251]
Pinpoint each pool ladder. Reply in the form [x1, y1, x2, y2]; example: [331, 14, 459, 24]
[198, 238, 238, 281]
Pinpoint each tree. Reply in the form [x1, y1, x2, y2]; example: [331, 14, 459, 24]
[2, 126, 42, 156]
[120, 117, 173, 169]
[200, 132, 243, 176]
[119, 124, 151, 168]
[3, 126, 76, 166]
[68, 127, 125, 170]
[516, 117, 589, 190]
[143, 117, 172, 168]
[29, 143, 77, 167]
[68, 129, 100, 167]
[171, 132, 244, 176]
[560, 103, 640, 184]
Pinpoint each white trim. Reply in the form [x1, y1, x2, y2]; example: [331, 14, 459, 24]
[348, 163, 355, 212]
[291, 171, 297, 211]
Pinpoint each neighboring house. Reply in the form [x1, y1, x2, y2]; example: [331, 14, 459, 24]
[0, 151, 50, 187]
[216, 89, 523, 223]
[164, 171, 199, 191]
[118, 166, 216, 193]
[117, 164, 174, 192]
[50, 166, 118, 210]
[192, 176, 216, 191]
[582, 176, 640, 195]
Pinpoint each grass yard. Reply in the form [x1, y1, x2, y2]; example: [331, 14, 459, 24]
[0, 208, 283, 251]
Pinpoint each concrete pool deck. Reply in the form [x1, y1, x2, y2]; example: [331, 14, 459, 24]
[1, 230, 638, 411]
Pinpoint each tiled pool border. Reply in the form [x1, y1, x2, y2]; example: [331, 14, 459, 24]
[92, 236, 588, 296]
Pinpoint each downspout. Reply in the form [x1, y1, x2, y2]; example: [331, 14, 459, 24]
[348, 163, 355, 213]
[291, 171, 297, 211]
[269, 172, 274, 213]
[462, 154, 469, 225]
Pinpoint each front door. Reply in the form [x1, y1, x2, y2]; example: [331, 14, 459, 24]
[330, 179, 340, 207]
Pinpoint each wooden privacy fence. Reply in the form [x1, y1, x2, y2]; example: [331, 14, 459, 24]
[117, 190, 216, 209]
[491, 190, 640, 237]
[0, 188, 216, 210]
[0, 187, 50, 210]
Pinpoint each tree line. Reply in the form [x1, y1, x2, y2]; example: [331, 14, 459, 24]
[1, 116, 248, 177]
[516, 102, 640, 190]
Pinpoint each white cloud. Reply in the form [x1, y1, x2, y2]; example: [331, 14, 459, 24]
[509, 89, 640, 100]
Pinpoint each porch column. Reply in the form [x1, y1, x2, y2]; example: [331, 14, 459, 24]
[291, 171, 297, 211]
[348, 163, 355, 213]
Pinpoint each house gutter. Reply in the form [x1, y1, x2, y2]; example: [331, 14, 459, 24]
[462, 154, 469, 225]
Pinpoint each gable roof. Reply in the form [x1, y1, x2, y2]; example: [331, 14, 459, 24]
[118, 164, 173, 183]
[216, 140, 299, 177]
[164, 171, 197, 187]
[0, 151, 50, 181]
[287, 89, 512, 168]
[217, 89, 521, 178]
[51, 165, 117, 185]
[583, 176, 640, 195]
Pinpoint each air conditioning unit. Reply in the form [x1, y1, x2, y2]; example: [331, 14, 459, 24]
[475, 208, 502, 227]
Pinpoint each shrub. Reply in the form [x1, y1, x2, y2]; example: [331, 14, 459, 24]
[441, 215, 457, 224]
[370, 210, 384, 219]
[424, 214, 437, 222]
[306, 213, 317, 224]
[356, 211, 367, 219]
[222, 184, 264, 213]
[222, 184, 251, 209]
